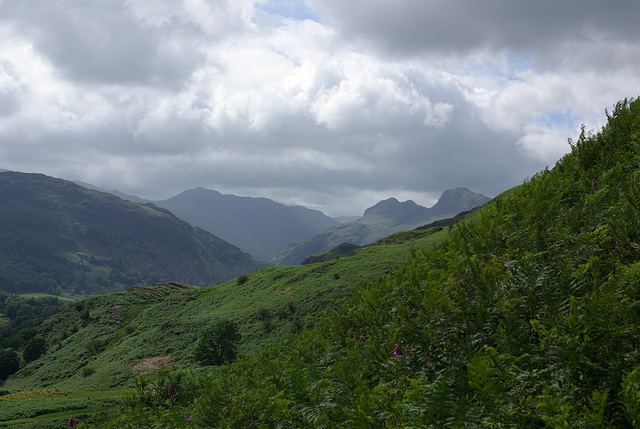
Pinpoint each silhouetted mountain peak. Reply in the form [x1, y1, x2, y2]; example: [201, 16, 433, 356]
[363, 198, 425, 224]
[428, 187, 491, 217]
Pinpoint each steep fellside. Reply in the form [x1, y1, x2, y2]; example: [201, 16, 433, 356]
[0, 172, 263, 296]
[155, 187, 340, 260]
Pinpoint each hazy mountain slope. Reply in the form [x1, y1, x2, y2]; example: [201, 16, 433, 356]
[271, 187, 489, 265]
[74, 181, 149, 203]
[155, 187, 340, 260]
[0, 172, 263, 296]
[361, 197, 426, 226]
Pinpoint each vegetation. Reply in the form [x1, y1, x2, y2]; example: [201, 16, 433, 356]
[21, 336, 46, 363]
[0, 348, 20, 380]
[85, 97, 640, 427]
[2, 97, 638, 426]
[0, 292, 67, 381]
[193, 320, 241, 366]
[0, 228, 445, 426]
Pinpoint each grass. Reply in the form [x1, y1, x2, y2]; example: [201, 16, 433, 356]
[0, 388, 131, 428]
[2, 227, 447, 397]
[16, 293, 76, 303]
[0, 226, 448, 424]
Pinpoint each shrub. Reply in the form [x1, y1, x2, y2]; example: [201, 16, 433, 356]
[82, 365, 96, 377]
[0, 348, 20, 380]
[22, 336, 46, 363]
[194, 320, 241, 366]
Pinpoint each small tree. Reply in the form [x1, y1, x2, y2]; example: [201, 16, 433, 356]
[0, 348, 20, 380]
[22, 336, 46, 363]
[194, 320, 241, 365]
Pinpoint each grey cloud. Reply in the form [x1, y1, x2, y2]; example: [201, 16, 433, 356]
[315, 0, 640, 59]
[0, 88, 22, 117]
[0, 61, 23, 117]
[1, 0, 636, 217]
[0, 0, 210, 86]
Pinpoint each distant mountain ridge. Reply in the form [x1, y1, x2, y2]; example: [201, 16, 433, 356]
[74, 181, 149, 203]
[154, 187, 340, 260]
[271, 187, 490, 265]
[362, 198, 426, 226]
[0, 172, 263, 296]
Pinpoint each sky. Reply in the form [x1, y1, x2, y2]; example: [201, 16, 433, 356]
[1, 1, 639, 217]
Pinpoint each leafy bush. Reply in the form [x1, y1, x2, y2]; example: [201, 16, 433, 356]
[81, 365, 96, 377]
[193, 320, 241, 366]
[0, 348, 20, 380]
[22, 336, 46, 363]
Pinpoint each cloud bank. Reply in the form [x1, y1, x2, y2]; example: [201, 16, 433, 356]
[1, 0, 638, 216]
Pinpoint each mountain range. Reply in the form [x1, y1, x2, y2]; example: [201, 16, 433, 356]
[79, 180, 489, 263]
[0, 169, 489, 298]
[271, 187, 490, 265]
[154, 188, 340, 261]
[0, 171, 263, 296]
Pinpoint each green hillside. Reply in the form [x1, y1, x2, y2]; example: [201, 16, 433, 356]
[0, 173, 264, 297]
[85, 97, 640, 427]
[0, 227, 447, 426]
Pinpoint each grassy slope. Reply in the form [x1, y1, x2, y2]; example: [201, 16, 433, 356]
[96, 97, 640, 427]
[16, 293, 75, 303]
[0, 228, 447, 426]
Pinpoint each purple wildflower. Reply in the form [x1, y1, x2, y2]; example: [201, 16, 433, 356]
[168, 382, 176, 398]
[358, 336, 365, 342]
[186, 412, 191, 424]
[68, 417, 77, 428]
[393, 343, 402, 356]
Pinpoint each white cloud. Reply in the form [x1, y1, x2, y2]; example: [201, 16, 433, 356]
[0, 0, 639, 217]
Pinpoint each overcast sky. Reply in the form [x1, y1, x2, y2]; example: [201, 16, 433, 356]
[1, 1, 638, 217]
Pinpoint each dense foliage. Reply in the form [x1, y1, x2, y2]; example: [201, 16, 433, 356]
[98, 98, 640, 427]
[0, 292, 66, 348]
[0, 348, 19, 380]
[0, 292, 66, 381]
